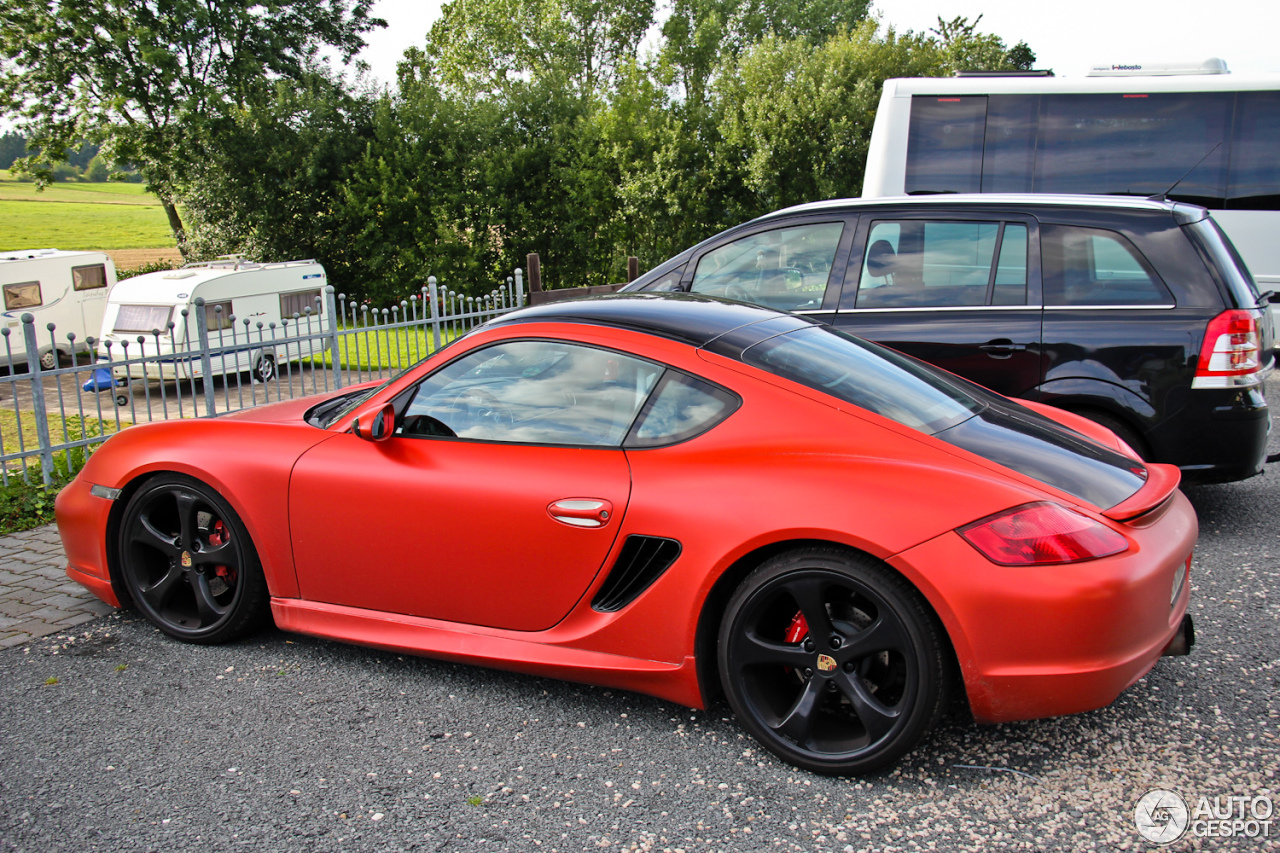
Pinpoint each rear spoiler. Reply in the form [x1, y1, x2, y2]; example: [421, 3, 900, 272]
[1102, 463, 1181, 521]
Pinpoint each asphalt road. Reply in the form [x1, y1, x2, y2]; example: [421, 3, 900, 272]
[1, 403, 1278, 851]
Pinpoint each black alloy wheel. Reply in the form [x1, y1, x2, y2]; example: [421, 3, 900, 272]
[118, 474, 269, 644]
[719, 548, 947, 775]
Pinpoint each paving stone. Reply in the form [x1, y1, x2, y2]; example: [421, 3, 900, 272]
[0, 523, 115, 647]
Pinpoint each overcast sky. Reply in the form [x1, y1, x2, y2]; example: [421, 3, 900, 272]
[355, 0, 1280, 88]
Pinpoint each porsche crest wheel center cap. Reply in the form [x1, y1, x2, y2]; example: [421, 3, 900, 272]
[816, 654, 837, 673]
[180, 551, 193, 568]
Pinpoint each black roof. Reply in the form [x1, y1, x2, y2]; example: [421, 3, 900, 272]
[485, 292, 817, 349]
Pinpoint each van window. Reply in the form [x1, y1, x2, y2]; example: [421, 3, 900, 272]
[3, 282, 42, 310]
[1042, 225, 1173, 306]
[854, 220, 1027, 308]
[114, 305, 173, 333]
[72, 264, 108, 291]
[1228, 91, 1280, 210]
[281, 289, 321, 319]
[203, 300, 235, 331]
[904, 96, 986, 194]
[690, 222, 844, 311]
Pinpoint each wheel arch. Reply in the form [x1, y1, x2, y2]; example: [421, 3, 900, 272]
[693, 538, 964, 712]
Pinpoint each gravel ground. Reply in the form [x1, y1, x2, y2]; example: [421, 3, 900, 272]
[1, 423, 1277, 852]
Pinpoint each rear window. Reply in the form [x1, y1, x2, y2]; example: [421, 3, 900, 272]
[741, 326, 982, 434]
[1187, 218, 1261, 306]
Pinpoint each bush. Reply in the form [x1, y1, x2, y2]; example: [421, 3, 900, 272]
[117, 259, 180, 280]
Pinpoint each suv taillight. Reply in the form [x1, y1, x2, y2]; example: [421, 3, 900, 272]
[1193, 309, 1261, 389]
[958, 502, 1128, 566]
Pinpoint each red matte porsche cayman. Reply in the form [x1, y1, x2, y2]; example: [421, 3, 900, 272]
[56, 294, 1196, 775]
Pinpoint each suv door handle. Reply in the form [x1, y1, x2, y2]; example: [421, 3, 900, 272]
[979, 339, 1027, 358]
[548, 499, 614, 528]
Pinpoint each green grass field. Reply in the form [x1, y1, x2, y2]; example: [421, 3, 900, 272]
[0, 171, 176, 251]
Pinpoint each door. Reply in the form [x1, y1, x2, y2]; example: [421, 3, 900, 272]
[290, 338, 665, 632]
[833, 213, 1044, 399]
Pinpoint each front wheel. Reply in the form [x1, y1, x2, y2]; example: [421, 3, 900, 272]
[117, 474, 269, 644]
[40, 349, 59, 370]
[718, 547, 947, 775]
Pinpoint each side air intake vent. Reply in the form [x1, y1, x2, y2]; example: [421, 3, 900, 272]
[592, 536, 682, 612]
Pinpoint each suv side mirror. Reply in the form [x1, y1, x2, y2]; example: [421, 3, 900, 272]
[354, 403, 396, 442]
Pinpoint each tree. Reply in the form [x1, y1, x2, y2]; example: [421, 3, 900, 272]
[427, 0, 656, 96]
[929, 15, 1037, 73]
[0, 0, 384, 251]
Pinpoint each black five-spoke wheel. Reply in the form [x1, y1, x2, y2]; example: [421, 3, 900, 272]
[719, 548, 947, 775]
[118, 475, 268, 644]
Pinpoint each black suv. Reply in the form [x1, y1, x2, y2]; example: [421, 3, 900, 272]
[622, 195, 1274, 482]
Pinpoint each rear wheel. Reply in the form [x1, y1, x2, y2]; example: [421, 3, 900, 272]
[718, 547, 947, 775]
[1075, 409, 1149, 460]
[253, 353, 276, 383]
[117, 474, 269, 644]
[39, 349, 58, 370]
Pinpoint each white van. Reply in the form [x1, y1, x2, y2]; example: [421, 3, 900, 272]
[98, 257, 329, 384]
[861, 61, 1280, 295]
[0, 248, 116, 369]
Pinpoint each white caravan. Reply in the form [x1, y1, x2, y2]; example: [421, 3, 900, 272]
[98, 257, 329, 384]
[0, 248, 116, 369]
[861, 60, 1280, 294]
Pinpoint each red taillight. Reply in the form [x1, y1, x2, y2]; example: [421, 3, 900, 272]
[959, 502, 1128, 566]
[1193, 309, 1261, 389]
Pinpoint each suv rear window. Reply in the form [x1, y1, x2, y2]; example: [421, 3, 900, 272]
[1042, 225, 1173, 306]
[741, 326, 982, 434]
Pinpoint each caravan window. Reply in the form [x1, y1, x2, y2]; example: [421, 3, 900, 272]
[4, 282, 42, 310]
[72, 264, 108, 291]
[203, 300, 235, 331]
[114, 305, 173, 333]
[281, 289, 321, 319]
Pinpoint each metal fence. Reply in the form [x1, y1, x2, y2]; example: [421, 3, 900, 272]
[0, 271, 526, 488]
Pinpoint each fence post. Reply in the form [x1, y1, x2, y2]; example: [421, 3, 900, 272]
[428, 276, 441, 353]
[21, 315, 54, 488]
[628, 256, 639, 282]
[515, 268, 525, 308]
[193, 297, 216, 418]
[526, 253, 541, 294]
[325, 286, 343, 390]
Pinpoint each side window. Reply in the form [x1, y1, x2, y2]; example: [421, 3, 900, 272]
[642, 267, 685, 292]
[626, 373, 739, 448]
[1042, 225, 1173, 306]
[281, 289, 322, 319]
[690, 222, 844, 311]
[855, 220, 1026, 308]
[203, 300, 235, 331]
[905, 95, 987, 194]
[3, 282, 42, 310]
[72, 264, 108, 291]
[400, 340, 663, 446]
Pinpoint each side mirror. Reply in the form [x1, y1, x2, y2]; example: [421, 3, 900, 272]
[354, 403, 396, 442]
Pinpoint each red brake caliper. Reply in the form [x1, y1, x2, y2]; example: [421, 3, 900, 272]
[207, 521, 237, 585]
[785, 611, 809, 676]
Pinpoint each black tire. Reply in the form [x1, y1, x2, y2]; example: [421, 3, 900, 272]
[1076, 409, 1149, 460]
[718, 547, 947, 775]
[253, 353, 276, 383]
[117, 474, 269, 644]
[115, 393, 129, 407]
[39, 348, 58, 370]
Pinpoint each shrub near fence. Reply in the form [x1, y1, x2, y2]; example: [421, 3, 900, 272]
[0, 271, 526, 488]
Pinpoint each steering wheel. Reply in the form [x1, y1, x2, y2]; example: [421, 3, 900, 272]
[450, 387, 514, 434]
[725, 283, 753, 302]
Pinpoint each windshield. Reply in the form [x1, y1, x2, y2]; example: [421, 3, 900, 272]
[741, 326, 983, 434]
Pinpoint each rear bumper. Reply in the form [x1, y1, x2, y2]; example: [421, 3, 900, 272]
[1152, 386, 1270, 483]
[889, 490, 1197, 724]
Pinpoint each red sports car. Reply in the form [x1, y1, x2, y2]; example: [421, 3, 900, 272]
[56, 294, 1196, 775]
